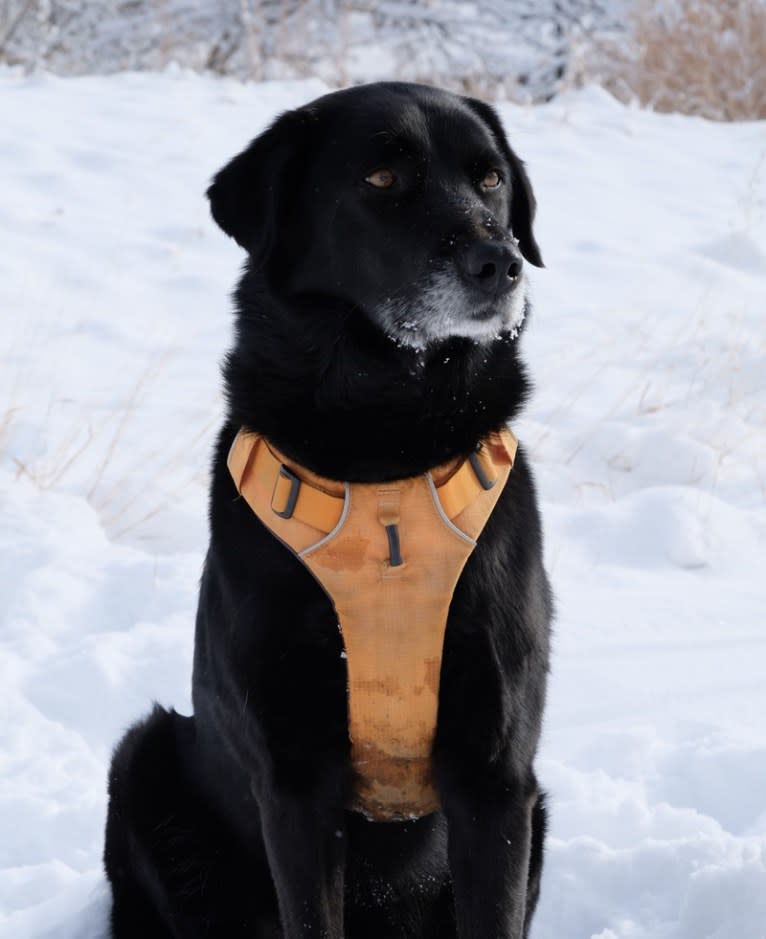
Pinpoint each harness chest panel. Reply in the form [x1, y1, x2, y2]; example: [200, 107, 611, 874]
[228, 429, 516, 821]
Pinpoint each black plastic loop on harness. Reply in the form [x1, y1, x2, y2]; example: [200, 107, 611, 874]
[273, 465, 301, 519]
[468, 450, 496, 491]
[385, 524, 403, 567]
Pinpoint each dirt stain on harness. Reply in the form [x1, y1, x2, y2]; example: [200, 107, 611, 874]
[423, 657, 441, 695]
[355, 676, 401, 695]
[314, 535, 370, 572]
[350, 740, 440, 821]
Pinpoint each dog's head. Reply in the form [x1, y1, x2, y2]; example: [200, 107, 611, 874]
[208, 82, 542, 351]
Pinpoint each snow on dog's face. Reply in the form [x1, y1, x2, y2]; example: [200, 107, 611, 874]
[207, 82, 543, 350]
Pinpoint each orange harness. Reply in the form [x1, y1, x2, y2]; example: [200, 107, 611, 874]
[228, 428, 517, 820]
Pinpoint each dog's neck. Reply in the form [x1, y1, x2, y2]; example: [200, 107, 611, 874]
[223, 276, 531, 482]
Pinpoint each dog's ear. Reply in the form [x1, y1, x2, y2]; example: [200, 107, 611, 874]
[206, 109, 312, 257]
[464, 98, 544, 268]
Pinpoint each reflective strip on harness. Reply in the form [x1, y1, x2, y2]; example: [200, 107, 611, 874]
[228, 427, 517, 820]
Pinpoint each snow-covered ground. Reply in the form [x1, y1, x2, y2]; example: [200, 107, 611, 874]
[0, 70, 764, 939]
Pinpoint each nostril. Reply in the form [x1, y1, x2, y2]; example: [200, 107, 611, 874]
[507, 256, 523, 279]
[478, 262, 497, 280]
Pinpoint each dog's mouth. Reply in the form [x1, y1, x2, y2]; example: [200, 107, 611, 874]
[470, 304, 505, 323]
[374, 266, 527, 350]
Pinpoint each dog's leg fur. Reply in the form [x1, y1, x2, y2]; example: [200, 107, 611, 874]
[438, 770, 539, 938]
[432, 506, 550, 939]
[104, 706, 283, 938]
[252, 764, 347, 939]
[190, 546, 352, 939]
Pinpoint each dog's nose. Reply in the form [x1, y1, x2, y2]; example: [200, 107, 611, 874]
[461, 241, 523, 294]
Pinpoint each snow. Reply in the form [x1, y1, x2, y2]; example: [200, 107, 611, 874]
[1, 70, 765, 938]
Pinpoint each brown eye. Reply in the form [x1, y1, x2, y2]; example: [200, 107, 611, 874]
[481, 169, 502, 190]
[365, 168, 396, 189]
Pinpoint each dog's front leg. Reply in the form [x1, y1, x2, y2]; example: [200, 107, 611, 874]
[438, 763, 537, 939]
[254, 763, 347, 939]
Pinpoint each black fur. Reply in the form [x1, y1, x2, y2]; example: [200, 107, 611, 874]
[104, 81, 553, 939]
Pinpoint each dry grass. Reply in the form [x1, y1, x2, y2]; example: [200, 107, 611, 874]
[600, 0, 766, 121]
[1, 346, 219, 544]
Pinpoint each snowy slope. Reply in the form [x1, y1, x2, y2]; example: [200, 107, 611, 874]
[0, 70, 764, 939]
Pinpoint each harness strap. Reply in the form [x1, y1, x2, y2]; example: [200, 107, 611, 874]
[227, 430, 517, 530]
[228, 433, 345, 532]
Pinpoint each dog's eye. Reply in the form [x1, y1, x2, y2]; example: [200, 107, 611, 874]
[480, 169, 503, 190]
[365, 169, 396, 189]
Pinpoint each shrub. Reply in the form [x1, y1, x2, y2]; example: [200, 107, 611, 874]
[600, 0, 766, 121]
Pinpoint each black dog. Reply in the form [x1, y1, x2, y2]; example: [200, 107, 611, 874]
[104, 81, 552, 939]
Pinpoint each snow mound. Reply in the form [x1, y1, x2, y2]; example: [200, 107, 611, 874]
[697, 232, 766, 275]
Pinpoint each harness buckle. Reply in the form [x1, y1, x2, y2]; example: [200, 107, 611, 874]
[273, 465, 301, 519]
[468, 449, 496, 491]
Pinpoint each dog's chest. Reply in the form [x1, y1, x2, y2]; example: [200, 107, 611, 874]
[228, 430, 515, 820]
